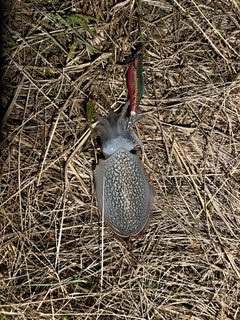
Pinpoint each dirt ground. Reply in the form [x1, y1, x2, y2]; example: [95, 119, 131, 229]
[0, 0, 240, 319]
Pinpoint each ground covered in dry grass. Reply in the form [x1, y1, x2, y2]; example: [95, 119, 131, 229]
[0, 0, 240, 319]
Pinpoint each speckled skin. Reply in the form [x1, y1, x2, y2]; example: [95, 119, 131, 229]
[94, 102, 154, 239]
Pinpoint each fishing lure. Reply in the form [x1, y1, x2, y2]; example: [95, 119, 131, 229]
[126, 45, 144, 120]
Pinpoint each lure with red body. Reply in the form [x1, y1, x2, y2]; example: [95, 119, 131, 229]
[126, 46, 144, 117]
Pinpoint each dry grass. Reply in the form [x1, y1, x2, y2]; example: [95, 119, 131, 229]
[0, 0, 240, 319]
